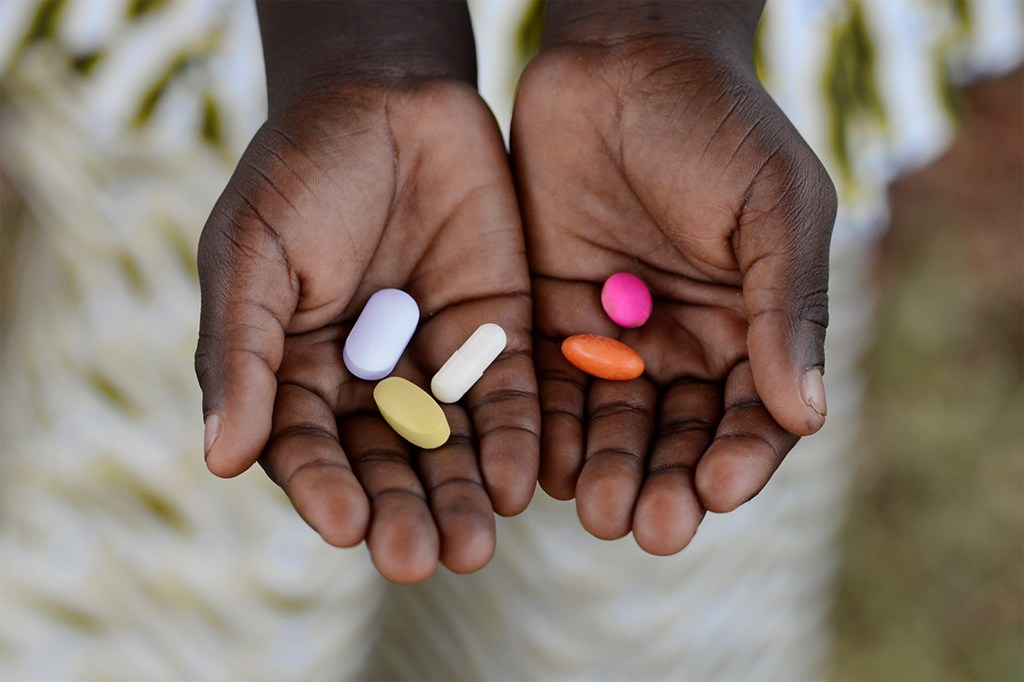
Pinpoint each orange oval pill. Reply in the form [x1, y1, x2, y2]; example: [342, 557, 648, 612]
[561, 334, 645, 380]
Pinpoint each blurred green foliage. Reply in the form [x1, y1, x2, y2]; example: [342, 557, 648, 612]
[822, 0, 887, 193]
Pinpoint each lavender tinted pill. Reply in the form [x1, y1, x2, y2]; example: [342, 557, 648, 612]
[343, 288, 419, 380]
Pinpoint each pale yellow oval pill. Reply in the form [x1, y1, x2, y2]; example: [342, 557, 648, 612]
[373, 377, 450, 450]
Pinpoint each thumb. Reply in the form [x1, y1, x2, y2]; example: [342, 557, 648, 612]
[738, 155, 836, 437]
[195, 193, 298, 477]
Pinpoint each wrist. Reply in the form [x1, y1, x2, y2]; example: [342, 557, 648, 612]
[541, 0, 763, 65]
[257, 1, 477, 112]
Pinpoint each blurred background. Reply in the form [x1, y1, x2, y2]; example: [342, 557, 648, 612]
[1, 1, 1021, 680]
[831, 66, 1023, 680]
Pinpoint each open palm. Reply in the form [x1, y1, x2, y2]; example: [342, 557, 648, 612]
[196, 81, 538, 583]
[512, 42, 836, 554]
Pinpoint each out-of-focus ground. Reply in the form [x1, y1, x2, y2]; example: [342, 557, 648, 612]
[830, 68, 1024, 681]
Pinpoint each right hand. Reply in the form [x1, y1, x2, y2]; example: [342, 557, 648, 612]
[195, 79, 539, 584]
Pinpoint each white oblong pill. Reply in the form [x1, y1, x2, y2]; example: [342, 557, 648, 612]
[343, 289, 419, 380]
[431, 323, 507, 403]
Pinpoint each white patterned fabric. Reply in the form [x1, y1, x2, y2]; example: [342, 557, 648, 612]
[0, 1, 1020, 680]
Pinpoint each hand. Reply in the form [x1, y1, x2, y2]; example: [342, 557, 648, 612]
[511, 5, 836, 555]
[195, 79, 539, 583]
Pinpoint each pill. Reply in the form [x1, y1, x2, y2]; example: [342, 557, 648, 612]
[343, 288, 419, 380]
[431, 323, 507, 403]
[373, 377, 451, 449]
[601, 272, 652, 328]
[561, 334, 644, 380]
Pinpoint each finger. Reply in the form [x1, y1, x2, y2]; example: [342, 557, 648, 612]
[466, 347, 541, 517]
[340, 415, 439, 585]
[694, 361, 799, 513]
[418, 407, 496, 574]
[260, 383, 369, 548]
[632, 380, 721, 555]
[737, 155, 836, 436]
[575, 379, 657, 540]
[195, 200, 298, 478]
[415, 302, 540, 518]
[535, 337, 589, 500]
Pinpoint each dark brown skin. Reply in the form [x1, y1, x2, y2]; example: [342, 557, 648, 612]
[195, 2, 539, 584]
[513, 1, 835, 554]
[195, 0, 837, 579]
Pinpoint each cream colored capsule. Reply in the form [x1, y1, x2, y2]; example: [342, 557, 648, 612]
[431, 323, 507, 403]
[373, 377, 450, 449]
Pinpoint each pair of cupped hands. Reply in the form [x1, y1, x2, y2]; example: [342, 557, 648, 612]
[195, 9, 836, 585]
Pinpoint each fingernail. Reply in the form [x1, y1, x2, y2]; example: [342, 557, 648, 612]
[204, 414, 223, 458]
[800, 369, 827, 419]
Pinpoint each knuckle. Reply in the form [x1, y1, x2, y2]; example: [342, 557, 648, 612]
[193, 343, 215, 385]
[796, 288, 830, 331]
[588, 399, 651, 423]
[537, 367, 587, 392]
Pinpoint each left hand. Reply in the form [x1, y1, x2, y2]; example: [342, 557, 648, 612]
[511, 20, 836, 554]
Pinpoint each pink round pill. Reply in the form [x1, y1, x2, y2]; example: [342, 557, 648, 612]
[600, 272, 652, 328]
